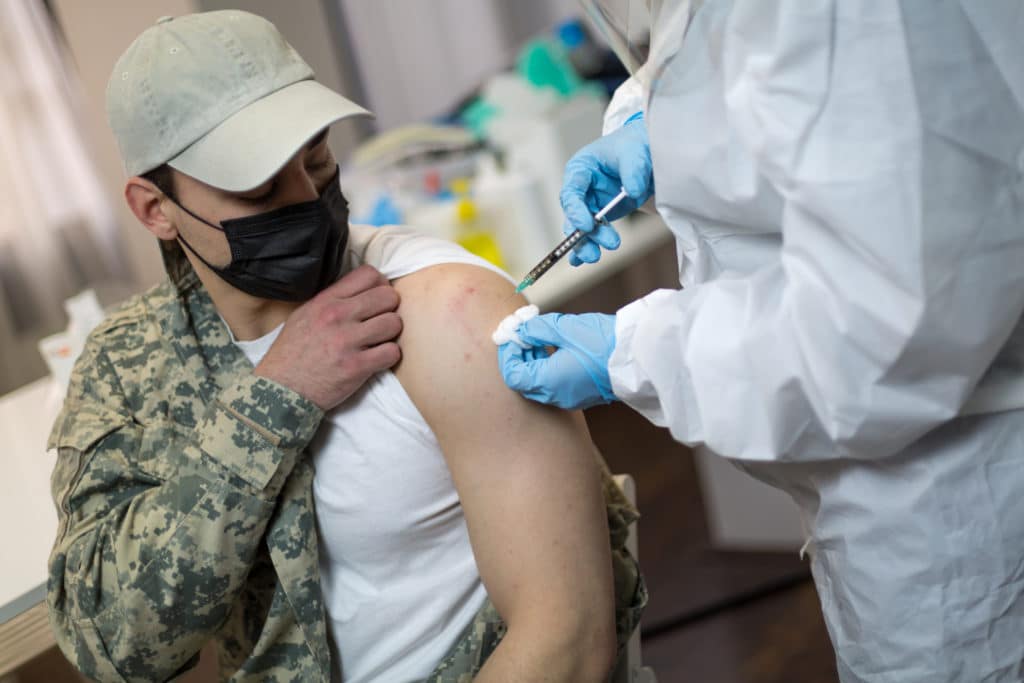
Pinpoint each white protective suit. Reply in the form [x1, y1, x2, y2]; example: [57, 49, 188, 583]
[604, 1, 1024, 681]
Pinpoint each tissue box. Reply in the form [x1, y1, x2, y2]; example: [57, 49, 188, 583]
[37, 332, 77, 393]
[37, 290, 106, 394]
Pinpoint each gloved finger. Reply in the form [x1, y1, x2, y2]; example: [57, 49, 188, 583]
[523, 344, 549, 362]
[561, 161, 594, 198]
[619, 150, 653, 204]
[598, 199, 639, 225]
[500, 318, 561, 355]
[569, 251, 585, 267]
[589, 221, 621, 250]
[572, 239, 603, 264]
[499, 342, 551, 398]
[515, 314, 574, 349]
[561, 167, 599, 236]
[498, 343, 531, 389]
[620, 166, 651, 203]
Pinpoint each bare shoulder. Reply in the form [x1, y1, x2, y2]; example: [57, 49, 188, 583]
[389, 264, 520, 382]
[391, 263, 525, 430]
[392, 263, 520, 343]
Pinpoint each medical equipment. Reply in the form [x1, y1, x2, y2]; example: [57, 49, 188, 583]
[514, 187, 629, 293]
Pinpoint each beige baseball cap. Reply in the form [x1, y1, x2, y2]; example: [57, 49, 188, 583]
[106, 10, 371, 192]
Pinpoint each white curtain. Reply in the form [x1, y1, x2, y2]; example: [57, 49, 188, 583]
[0, 0, 124, 393]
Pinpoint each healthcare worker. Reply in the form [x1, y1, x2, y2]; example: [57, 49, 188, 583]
[499, 1, 1024, 681]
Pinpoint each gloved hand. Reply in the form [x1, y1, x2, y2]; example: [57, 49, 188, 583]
[560, 114, 654, 266]
[498, 312, 618, 410]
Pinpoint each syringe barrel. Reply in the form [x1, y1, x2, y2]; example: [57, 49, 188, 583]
[526, 230, 585, 281]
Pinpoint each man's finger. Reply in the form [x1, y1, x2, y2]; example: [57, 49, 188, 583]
[355, 311, 403, 347]
[322, 264, 389, 300]
[350, 285, 400, 321]
[358, 340, 402, 373]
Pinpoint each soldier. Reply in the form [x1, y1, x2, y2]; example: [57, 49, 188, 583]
[47, 10, 645, 682]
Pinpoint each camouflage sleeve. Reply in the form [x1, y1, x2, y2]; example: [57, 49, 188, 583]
[46, 342, 323, 682]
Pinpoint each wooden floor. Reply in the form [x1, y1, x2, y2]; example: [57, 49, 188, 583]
[10, 251, 841, 682]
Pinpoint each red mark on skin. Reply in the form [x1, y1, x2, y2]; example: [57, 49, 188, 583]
[446, 286, 478, 329]
[448, 293, 467, 315]
[445, 284, 492, 355]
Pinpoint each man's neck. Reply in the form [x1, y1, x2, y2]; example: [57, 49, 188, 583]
[194, 266, 300, 341]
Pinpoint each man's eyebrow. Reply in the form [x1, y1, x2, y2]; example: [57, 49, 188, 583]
[305, 129, 329, 151]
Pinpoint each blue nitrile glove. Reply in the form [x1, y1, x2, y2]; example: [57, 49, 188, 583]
[560, 112, 653, 266]
[499, 312, 617, 410]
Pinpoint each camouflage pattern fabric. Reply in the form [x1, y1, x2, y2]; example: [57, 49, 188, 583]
[47, 241, 645, 682]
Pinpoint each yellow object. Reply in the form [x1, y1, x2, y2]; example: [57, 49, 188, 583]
[453, 195, 505, 269]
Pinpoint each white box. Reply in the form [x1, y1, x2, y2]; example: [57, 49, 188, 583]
[693, 447, 806, 550]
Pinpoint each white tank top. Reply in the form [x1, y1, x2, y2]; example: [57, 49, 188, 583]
[231, 225, 512, 682]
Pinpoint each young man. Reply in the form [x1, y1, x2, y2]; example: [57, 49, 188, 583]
[47, 10, 644, 683]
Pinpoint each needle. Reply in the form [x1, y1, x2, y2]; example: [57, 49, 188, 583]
[514, 187, 629, 294]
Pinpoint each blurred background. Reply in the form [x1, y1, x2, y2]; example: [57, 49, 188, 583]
[0, 1, 838, 680]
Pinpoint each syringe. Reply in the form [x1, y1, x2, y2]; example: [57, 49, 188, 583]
[514, 187, 630, 294]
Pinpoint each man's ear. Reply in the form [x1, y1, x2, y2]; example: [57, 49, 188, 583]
[125, 176, 177, 240]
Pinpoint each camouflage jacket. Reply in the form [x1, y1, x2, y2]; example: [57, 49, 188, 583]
[47, 239, 646, 682]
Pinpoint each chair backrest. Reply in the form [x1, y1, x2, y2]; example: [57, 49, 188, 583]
[610, 475, 658, 683]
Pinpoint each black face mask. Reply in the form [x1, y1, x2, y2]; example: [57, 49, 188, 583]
[172, 166, 349, 301]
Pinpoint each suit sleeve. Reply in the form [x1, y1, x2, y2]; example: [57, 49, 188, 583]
[609, 1, 1024, 461]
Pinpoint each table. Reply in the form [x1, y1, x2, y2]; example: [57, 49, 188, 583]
[0, 376, 62, 674]
[0, 377, 61, 624]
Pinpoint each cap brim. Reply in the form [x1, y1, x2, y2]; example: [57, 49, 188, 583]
[167, 79, 371, 192]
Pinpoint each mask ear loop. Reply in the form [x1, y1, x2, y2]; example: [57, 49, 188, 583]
[164, 193, 226, 232]
[161, 192, 234, 272]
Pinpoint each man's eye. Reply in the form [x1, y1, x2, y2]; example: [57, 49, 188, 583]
[239, 186, 274, 203]
[306, 159, 333, 171]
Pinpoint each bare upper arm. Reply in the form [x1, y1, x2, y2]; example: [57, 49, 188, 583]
[391, 263, 614, 633]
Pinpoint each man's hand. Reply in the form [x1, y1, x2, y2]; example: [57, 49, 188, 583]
[254, 265, 402, 410]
